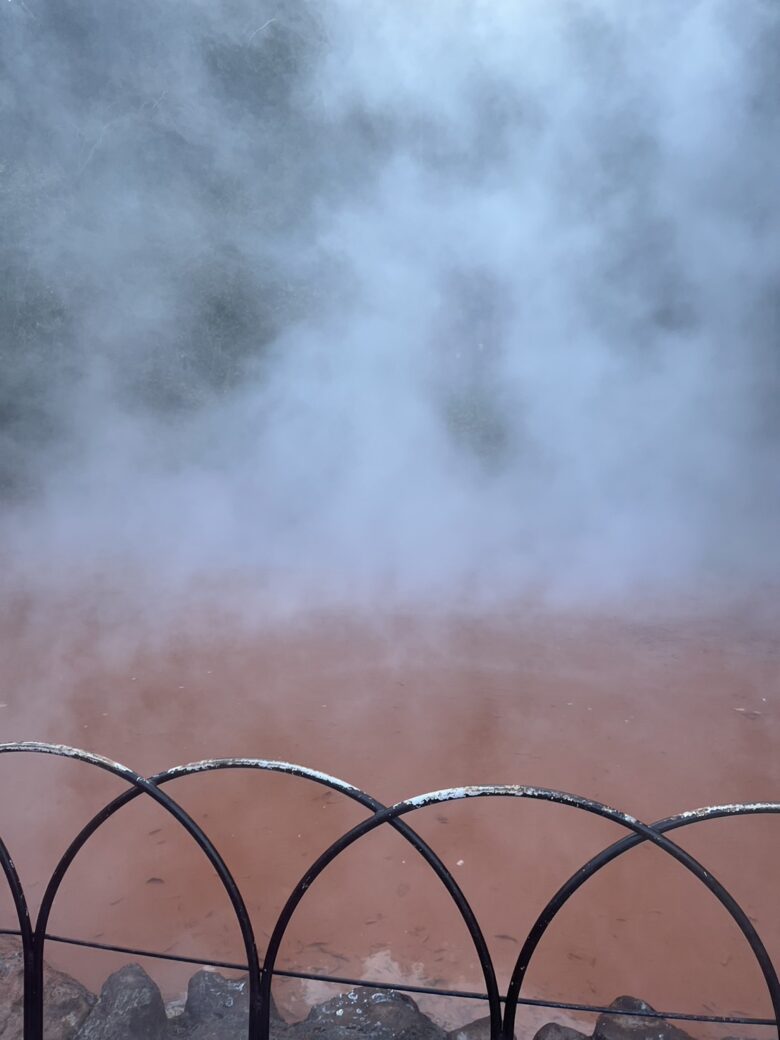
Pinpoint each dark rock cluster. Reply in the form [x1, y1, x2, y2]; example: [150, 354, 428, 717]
[0, 942, 720, 1040]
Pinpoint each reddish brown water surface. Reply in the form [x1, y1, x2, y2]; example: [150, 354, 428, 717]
[0, 588, 777, 1035]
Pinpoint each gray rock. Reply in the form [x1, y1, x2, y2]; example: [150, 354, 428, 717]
[447, 1015, 495, 1040]
[76, 965, 167, 1040]
[448, 1016, 580, 1040]
[452, 1014, 522, 1040]
[0, 937, 95, 1040]
[291, 988, 445, 1040]
[532, 1024, 589, 1040]
[171, 970, 285, 1040]
[447, 1014, 519, 1040]
[593, 997, 694, 1040]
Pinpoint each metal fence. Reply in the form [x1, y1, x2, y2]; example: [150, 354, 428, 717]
[0, 742, 776, 1040]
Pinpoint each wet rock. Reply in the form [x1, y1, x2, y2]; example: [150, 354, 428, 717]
[44, 970, 97, 1040]
[448, 1014, 521, 1040]
[76, 965, 167, 1040]
[0, 936, 95, 1040]
[447, 1015, 495, 1040]
[291, 988, 445, 1040]
[172, 970, 285, 1040]
[593, 997, 694, 1040]
[532, 1024, 589, 1040]
[0, 938, 32, 1040]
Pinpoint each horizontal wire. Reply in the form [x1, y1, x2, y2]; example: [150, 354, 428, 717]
[0, 929, 773, 1028]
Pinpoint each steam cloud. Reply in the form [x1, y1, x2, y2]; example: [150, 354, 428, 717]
[2, 0, 779, 610]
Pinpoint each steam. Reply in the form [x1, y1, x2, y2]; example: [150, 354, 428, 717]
[2, 0, 779, 610]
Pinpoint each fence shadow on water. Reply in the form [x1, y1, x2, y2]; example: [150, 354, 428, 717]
[0, 742, 776, 1040]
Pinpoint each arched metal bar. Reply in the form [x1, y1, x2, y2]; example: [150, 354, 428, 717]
[29, 756, 499, 1040]
[0, 836, 33, 945]
[262, 787, 780, 1040]
[504, 801, 780, 1040]
[0, 744, 261, 1040]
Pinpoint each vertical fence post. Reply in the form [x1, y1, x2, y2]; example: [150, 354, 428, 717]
[0, 836, 35, 1040]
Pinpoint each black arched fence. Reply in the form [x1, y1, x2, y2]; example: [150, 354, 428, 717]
[0, 743, 776, 1040]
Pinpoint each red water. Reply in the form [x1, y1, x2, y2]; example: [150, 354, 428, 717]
[0, 588, 777, 1035]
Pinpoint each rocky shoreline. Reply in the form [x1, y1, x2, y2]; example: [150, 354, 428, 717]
[0, 940, 736, 1040]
